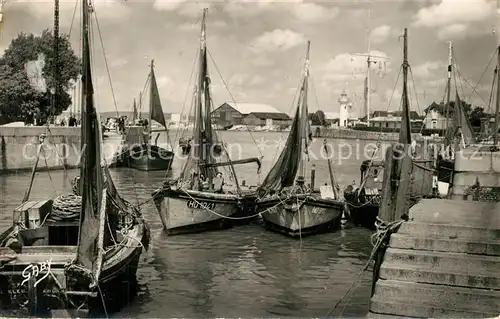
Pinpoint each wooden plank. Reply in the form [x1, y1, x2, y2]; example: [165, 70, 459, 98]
[379, 146, 396, 222]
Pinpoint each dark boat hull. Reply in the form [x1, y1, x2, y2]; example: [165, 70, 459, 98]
[256, 194, 343, 238]
[343, 189, 381, 230]
[0, 217, 150, 317]
[120, 144, 174, 171]
[152, 186, 257, 235]
[437, 157, 454, 183]
[344, 200, 379, 230]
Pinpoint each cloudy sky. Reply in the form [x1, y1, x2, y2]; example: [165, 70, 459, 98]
[0, 0, 499, 117]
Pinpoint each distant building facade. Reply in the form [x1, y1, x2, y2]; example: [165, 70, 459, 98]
[211, 102, 290, 127]
[364, 110, 423, 130]
[422, 102, 451, 130]
[242, 112, 291, 126]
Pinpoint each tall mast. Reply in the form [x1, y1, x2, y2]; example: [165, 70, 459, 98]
[298, 41, 310, 181]
[494, 46, 500, 146]
[444, 41, 453, 145]
[194, 8, 207, 173]
[52, 0, 60, 121]
[399, 28, 411, 145]
[366, 4, 372, 125]
[148, 59, 154, 136]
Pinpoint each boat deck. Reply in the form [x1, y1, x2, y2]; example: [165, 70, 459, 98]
[368, 199, 500, 318]
[0, 246, 76, 266]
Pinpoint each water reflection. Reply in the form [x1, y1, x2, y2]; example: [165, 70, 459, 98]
[0, 132, 376, 317]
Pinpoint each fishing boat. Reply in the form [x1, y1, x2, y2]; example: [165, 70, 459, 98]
[435, 42, 475, 193]
[255, 41, 344, 238]
[151, 8, 262, 235]
[343, 29, 435, 229]
[343, 160, 384, 229]
[0, 0, 149, 315]
[119, 60, 175, 171]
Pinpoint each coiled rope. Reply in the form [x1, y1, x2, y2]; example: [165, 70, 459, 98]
[47, 194, 82, 223]
[325, 216, 404, 318]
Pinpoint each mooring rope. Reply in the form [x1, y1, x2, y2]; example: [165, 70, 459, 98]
[176, 187, 308, 221]
[325, 216, 404, 318]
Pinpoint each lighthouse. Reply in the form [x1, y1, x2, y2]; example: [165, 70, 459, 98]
[338, 90, 352, 127]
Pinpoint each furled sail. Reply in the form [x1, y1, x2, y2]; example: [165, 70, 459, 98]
[257, 106, 302, 196]
[75, 0, 106, 284]
[445, 92, 474, 146]
[178, 11, 218, 185]
[149, 64, 167, 128]
[258, 43, 313, 196]
[132, 98, 138, 122]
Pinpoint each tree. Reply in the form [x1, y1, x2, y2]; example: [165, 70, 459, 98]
[469, 106, 488, 127]
[310, 110, 326, 126]
[0, 29, 81, 124]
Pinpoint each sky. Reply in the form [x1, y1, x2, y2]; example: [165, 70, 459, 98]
[0, 0, 499, 118]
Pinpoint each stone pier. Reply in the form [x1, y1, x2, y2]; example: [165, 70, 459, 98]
[368, 149, 500, 318]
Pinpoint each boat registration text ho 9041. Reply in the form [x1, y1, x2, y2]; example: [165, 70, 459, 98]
[187, 200, 216, 210]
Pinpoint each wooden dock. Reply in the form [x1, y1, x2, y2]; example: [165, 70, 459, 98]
[368, 199, 500, 318]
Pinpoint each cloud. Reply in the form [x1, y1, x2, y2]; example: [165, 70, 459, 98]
[436, 23, 468, 40]
[412, 0, 494, 28]
[249, 55, 275, 67]
[177, 19, 226, 31]
[156, 75, 173, 88]
[249, 75, 265, 86]
[322, 50, 390, 83]
[153, 0, 214, 17]
[12, 0, 132, 23]
[411, 0, 495, 39]
[370, 25, 394, 44]
[412, 61, 446, 79]
[249, 29, 306, 53]
[224, 1, 338, 23]
[288, 3, 339, 23]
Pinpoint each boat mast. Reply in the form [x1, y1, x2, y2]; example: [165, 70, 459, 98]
[52, 0, 59, 122]
[366, 6, 372, 125]
[444, 41, 452, 146]
[298, 41, 310, 182]
[399, 28, 411, 144]
[194, 8, 207, 175]
[148, 58, 154, 142]
[494, 45, 500, 147]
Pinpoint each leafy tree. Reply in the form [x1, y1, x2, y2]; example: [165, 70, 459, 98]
[310, 110, 326, 126]
[469, 106, 488, 127]
[0, 29, 81, 124]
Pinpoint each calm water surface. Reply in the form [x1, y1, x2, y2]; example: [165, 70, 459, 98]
[0, 131, 383, 318]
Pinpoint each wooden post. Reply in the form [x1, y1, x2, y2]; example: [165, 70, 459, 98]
[310, 164, 316, 191]
[379, 145, 396, 222]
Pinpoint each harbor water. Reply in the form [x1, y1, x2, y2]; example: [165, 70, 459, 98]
[0, 131, 384, 317]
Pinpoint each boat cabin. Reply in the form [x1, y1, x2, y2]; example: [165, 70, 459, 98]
[360, 160, 385, 189]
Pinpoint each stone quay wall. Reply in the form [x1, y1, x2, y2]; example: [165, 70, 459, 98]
[317, 127, 439, 142]
[0, 126, 143, 174]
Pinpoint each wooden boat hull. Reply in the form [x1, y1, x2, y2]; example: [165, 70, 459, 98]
[343, 189, 381, 230]
[0, 217, 149, 316]
[343, 200, 379, 230]
[437, 157, 454, 183]
[152, 187, 256, 235]
[119, 144, 174, 171]
[256, 195, 343, 238]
